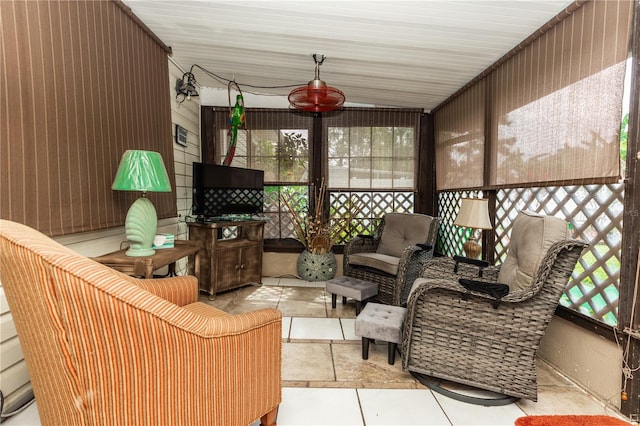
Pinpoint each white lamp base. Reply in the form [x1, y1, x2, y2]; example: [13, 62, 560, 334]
[124, 196, 158, 257]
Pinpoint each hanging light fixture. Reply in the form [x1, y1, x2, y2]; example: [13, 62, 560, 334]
[175, 66, 199, 103]
[288, 54, 345, 113]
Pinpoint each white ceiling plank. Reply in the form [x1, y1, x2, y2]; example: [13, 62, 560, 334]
[123, 0, 575, 109]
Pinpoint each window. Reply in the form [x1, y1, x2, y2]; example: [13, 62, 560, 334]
[211, 109, 313, 241]
[434, 80, 485, 191]
[206, 107, 423, 246]
[218, 129, 309, 184]
[327, 126, 415, 190]
[323, 109, 422, 243]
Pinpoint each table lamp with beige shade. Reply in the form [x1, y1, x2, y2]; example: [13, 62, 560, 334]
[453, 198, 492, 259]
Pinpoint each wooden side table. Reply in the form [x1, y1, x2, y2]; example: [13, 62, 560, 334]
[91, 240, 201, 282]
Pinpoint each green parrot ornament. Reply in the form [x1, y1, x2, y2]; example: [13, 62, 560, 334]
[223, 94, 245, 166]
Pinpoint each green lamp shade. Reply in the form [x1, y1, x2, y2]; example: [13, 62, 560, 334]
[112, 150, 172, 257]
[112, 150, 172, 192]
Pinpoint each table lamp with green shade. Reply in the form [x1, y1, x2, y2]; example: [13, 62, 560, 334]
[112, 150, 172, 257]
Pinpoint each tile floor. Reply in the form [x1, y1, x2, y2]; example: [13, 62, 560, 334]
[5, 277, 628, 426]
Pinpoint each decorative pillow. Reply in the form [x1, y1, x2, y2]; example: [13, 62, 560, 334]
[497, 211, 571, 291]
[376, 213, 433, 258]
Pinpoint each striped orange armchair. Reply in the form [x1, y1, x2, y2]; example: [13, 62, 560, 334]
[0, 220, 281, 426]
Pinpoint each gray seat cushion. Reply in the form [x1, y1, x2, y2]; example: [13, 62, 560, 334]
[347, 252, 399, 276]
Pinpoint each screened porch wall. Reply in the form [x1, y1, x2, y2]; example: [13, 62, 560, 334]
[437, 185, 625, 408]
[433, 0, 632, 327]
[438, 184, 624, 327]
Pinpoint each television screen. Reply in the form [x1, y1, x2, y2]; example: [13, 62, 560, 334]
[192, 162, 264, 218]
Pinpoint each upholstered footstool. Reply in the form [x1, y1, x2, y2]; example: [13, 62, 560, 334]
[355, 303, 407, 365]
[326, 276, 378, 315]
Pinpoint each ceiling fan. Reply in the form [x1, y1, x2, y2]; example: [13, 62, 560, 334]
[288, 54, 345, 113]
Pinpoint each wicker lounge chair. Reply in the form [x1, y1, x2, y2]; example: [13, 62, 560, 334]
[401, 211, 588, 402]
[343, 212, 438, 306]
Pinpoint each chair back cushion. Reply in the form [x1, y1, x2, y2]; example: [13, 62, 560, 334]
[497, 211, 570, 291]
[376, 213, 433, 258]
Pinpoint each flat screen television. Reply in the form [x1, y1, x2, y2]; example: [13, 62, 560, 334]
[192, 162, 264, 218]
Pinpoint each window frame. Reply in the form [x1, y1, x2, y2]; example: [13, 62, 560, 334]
[200, 107, 432, 252]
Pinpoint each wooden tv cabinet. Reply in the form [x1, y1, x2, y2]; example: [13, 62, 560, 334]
[188, 220, 264, 298]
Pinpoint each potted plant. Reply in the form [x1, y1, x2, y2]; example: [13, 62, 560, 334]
[281, 180, 361, 281]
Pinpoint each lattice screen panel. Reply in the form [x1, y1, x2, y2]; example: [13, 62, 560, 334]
[437, 190, 484, 257]
[329, 191, 414, 245]
[496, 185, 623, 326]
[263, 186, 309, 239]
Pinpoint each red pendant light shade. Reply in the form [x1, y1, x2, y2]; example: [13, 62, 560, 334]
[289, 54, 345, 113]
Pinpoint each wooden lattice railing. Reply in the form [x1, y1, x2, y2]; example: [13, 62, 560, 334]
[263, 187, 416, 244]
[329, 191, 415, 244]
[265, 183, 622, 325]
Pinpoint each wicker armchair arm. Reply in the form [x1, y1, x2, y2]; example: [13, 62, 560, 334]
[453, 255, 490, 269]
[411, 273, 562, 306]
[358, 234, 375, 240]
[393, 244, 436, 305]
[343, 235, 379, 255]
[481, 266, 501, 281]
[397, 245, 425, 271]
[409, 277, 515, 308]
[419, 257, 496, 281]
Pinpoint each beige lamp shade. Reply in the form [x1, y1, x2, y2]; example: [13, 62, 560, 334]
[454, 198, 492, 230]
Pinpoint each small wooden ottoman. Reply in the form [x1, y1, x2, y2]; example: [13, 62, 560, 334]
[326, 276, 378, 315]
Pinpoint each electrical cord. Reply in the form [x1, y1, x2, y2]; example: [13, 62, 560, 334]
[176, 62, 308, 102]
[191, 64, 306, 90]
[615, 247, 640, 403]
